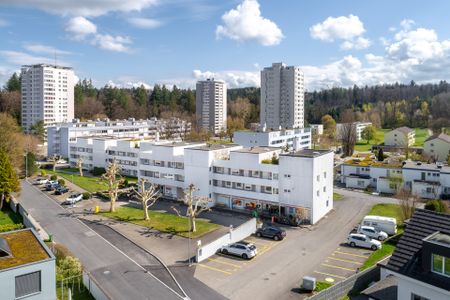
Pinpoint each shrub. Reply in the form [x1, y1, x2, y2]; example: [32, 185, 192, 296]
[123, 179, 129, 187]
[56, 256, 82, 282]
[40, 170, 47, 177]
[58, 179, 65, 186]
[92, 167, 106, 176]
[82, 192, 91, 200]
[50, 175, 57, 181]
[0, 223, 24, 232]
[424, 199, 448, 213]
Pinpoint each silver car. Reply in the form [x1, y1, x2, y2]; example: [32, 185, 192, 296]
[358, 226, 388, 241]
[220, 242, 257, 259]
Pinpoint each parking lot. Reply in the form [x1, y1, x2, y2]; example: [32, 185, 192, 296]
[195, 235, 284, 283]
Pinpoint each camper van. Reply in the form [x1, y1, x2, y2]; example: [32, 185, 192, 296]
[361, 215, 397, 235]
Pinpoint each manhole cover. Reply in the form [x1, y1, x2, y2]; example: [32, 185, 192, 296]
[325, 277, 334, 283]
[103, 270, 111, 275]
[84, 231, 95, 237]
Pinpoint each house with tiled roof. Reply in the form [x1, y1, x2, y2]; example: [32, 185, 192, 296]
[385, 127, 416, 147]
[424, 133, 450, 162]
[365, 209, 450, 300]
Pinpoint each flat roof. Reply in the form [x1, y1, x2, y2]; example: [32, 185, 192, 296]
[282, 149, 333, 158]
[191, 144, 240, 151]
[154, 141, 204, 147]
[234, 147, 280, 154]
[22, 63, 73, 70]
[0, 229, 53, 271]
[403, 161, 443, 171]
[425, 231, 450, 247]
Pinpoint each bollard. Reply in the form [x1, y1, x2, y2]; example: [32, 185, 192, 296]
[94, 206, 99, 214]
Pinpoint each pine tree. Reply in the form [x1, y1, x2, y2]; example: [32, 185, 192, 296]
[377, 148, 384, 162]
[5, 73, 21, 92]
[0, 149, 20, 209]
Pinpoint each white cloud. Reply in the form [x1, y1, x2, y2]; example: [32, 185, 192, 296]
[216, 0, 283, 46]
[192, 69, 260, 87]
[310, 14, 370, 50]
[400, 19, 415, 30]
[128, 17, 162, 29]
[0, 51, 70, 66]
[106, 78, 152, 89]
[23, 44, 71, 55]
[0, 0, 158, 17]
[65, 16, 97, 40]
[92, 34, 132, 53]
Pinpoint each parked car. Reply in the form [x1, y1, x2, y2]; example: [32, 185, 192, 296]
[34, 177, 48, 185]
[63, 193, 83, 205]
[358, 225, 388, 241]
[362, 215, 397, 235]
[45, 181, 59, 191]
[347, 233, 381, 250]
[54, 186, 69, 195]
[256, 225, 286, 241]
[274, 215, 302, 227]
[220, 241, 257, 259]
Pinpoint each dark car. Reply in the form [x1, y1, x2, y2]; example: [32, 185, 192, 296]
[45, 182, 59, 191]
[256, 225, 286, 241]
[54, 186, 69, 195]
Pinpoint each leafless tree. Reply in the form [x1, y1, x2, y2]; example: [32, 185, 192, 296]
[132, 179, 160, 220]
[339, 123, 357, 157]
[76, 158, 84, 177]
[49, 154, 60, 172]
[101, 158, 121, 213]
[396, 188, 418, 222]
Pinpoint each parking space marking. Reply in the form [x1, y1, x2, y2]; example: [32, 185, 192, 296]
[198, 263, 232, 275]
[314, 271, 346, 280]
[207, 258, 242, 268]
[321, 263, 355, 272]
[327, 256, 363, 265]
[333, 250, 370, 259]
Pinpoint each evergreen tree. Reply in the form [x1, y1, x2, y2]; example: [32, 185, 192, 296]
[377, 148, 384, 162]
[25, 152, 38, 176]
[5, 73, 21, 92]
[0, 149, 20, 209]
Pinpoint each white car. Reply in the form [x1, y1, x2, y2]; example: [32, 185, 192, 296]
[220, 242, 257, 259]
[64, 193, 83, 205]
[34, 178, 48, 185]
[358, 226, 388, 241]
[347, 233, 381, 250]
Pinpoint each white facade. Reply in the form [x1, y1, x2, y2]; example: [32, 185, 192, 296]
[424, 133, 450, 162]
[260, 63, 304, 130]
[336, 122, 372, 141]
[68, 137, 334, 224]
[21, 64, 75, 131]
[196, 79, 227, 134]
[234, 128, 311, 150]
[47, 117, 191, 158]
[310, 124, 324, 135]
[384, 127, 415, 147]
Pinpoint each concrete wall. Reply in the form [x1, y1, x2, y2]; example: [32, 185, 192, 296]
[345, 177, 371, 189]
[83, 272, 111, 300]
[10, 197, 49, 241]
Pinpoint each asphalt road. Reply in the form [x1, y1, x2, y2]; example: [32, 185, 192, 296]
[18, 180, 184, 300]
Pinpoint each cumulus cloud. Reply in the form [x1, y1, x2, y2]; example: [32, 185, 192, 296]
[216, 0, 283, 46]
[92, 34, 132, 53]
[0, 50, 70, 66]
[310, 14, 370, 50]
[128, 17, 162, 29]
[24, 44, 71, 55]
[65, 16, 97, 40]
[106, 78, 152, 89]
[0, 0, 158, 17]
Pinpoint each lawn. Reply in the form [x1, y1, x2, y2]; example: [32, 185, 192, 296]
[333, 192, 344, 201]
[101, 205, 221, 238]
[361, 238, 397, 270]
[57, 285, 95, 300]
[367, 203, 402, 224]
[355, 128, 390, 152]
[48, 170, 107, 193]
[414, 128, 430, 146]
[0, 208, 22, 226]
[314, 281, 333, 292]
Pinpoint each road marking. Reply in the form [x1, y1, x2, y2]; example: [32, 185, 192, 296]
[198, 264, 231, 275]
[321, 263, 355, 272]
[334, 251, 370, 258]
[314, 271, 346, 280]
[327, 256, 363, 265]
[257, 241, 277, 256]
[208, 258, 242, 268]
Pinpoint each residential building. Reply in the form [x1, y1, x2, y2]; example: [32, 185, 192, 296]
[234, 128, 311, 150]
[384, 126, 415, 147]
[196, 79, 227, 134]
[336, 122, 372, 141]
[374, 209, 450, 300]
[0, 228, 56, 300]
[424, 133, 450, 162]
[47, 117, 191, 158]
[260, 63, 305, 130]
[310, 124, 324, 136]
[340, 159, 450, 199]
[68, 137, 334, 224]
[21, 64, 75, 131]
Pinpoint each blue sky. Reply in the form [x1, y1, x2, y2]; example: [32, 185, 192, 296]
[1, 0, 450, 90]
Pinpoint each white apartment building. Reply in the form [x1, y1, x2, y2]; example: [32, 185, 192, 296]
[234, 128, 311, 150]
[310, 124, 324, 136]
[47, 117, 191, 158]
[341, 160, 450, 199]
[385, 126, 415, 147]
[21, 64, 75, 131]
[69, 138, 334, 224]
[260, 63, 305, 130]
[196, 79, 227, 134]
[424, 133, 450, 162]
[336, 122, 372, 141]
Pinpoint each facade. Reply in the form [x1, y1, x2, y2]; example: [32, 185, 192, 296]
[340, 160, 450, 199]
[310, 124, 324, 136]
[384, 126, 415, 147]
[21, 64, 75, 131]
[379, 209, 450, 300]
[234, 128, 311, 150]
[260, 63, 305, 130]
[47, 117, 191, 158]
[336, 122, 372, 141]
[424, 133, 450, 162]
[196, 79, 227, 134]
[68, 137, 334, 224]
[0, 228, 56, 300]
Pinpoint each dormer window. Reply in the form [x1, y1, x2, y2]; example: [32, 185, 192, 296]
[432, 254, 450, 276]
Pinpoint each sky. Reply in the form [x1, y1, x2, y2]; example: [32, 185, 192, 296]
[1, 0, 450, 91]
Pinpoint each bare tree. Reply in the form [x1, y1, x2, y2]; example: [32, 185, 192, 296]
[173, 184, 212, 232]
[101, 158, 121, 213]
[339, 123, 357, 157]
[49, 154, 60, 172]
[132, 179, 160, 220]
[76, 158, 84, 177]
[396, 188, 418, 222]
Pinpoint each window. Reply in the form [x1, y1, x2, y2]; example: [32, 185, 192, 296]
[323, 172, 327, 178]
[316, 190, 320, 196]
[316, 175, 320, 182]
[432, 254, 450, 276]
[15, 271, 41, 298]
[411, 294, 430, 300]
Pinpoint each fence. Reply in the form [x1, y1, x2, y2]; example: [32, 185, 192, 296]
[9, 197, 49, 240]
[83, 271, 111, 300]
[306, 265, 380, 300]
[197, 218, 257, 262]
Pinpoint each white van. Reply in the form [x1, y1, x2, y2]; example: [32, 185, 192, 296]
[362, 215, 397, 235]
